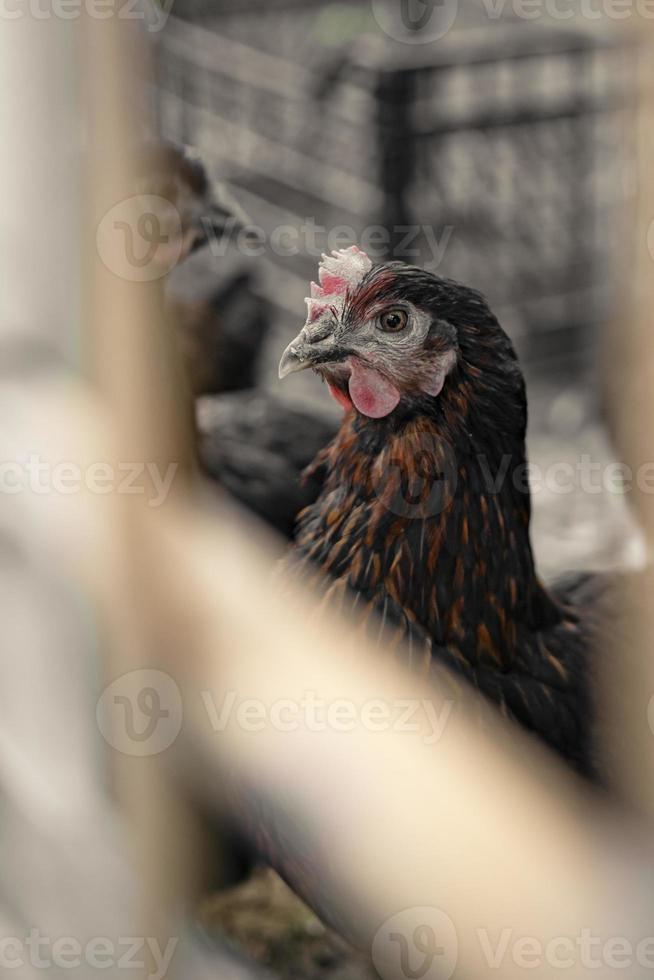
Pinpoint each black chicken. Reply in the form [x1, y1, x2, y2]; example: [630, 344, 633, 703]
[137, 139, 269, 394]
[198, 392, 337, 540]
[134, 139, 252, 267]
[146, 140, 337, 533]
[168, 270, 268, 397]
[203, 248, 615, 956]
[278, 246, 608, 777]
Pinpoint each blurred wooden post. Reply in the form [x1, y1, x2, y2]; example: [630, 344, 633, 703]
[81, 14, 202, 979]
[0, 16, 79, 357]
[599, 24, 654, 818]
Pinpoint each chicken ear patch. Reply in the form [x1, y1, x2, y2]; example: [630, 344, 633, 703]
[422, 351, 457, 398]
[348, 360, 400, 419]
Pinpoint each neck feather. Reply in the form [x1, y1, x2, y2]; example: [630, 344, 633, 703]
[298, 398, 561, 668]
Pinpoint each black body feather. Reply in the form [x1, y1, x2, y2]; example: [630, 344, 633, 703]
[286, 266, 609, 777]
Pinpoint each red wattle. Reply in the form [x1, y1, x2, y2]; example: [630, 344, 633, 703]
[347, 360, 401, 419]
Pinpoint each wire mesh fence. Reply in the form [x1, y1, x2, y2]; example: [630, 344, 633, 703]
[154, 3, 638, 377]
[4, 9, 654, 980]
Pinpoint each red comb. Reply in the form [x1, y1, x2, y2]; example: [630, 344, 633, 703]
[304, 246, 372, 323]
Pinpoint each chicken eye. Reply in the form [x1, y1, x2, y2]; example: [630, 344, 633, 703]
[379, 309, 408, 333]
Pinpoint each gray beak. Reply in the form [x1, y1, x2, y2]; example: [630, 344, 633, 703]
[278, 320, 343, 380]
[203, 183, 253, 238]
[278, 340, 309, 379]
[192, 189, 254, 253]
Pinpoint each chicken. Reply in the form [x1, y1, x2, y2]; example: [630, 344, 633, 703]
[198, 392, 336, 539]
[136, 139, 268, 395]
[144, 140, 337, 534]
[134, 139, 252, 267]
[168, 270, 268, 397]
[278, 246, 608, 777]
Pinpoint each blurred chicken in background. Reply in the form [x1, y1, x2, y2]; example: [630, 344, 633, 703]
[144, 140, 338, 537]
[136, 139, 267, 394]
